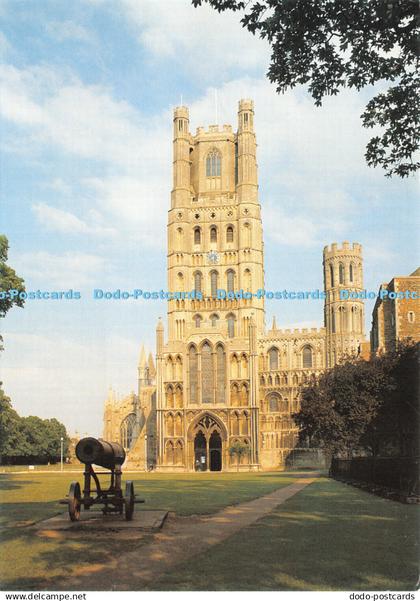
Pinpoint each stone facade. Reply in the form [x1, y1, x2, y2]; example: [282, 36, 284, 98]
[103, 100, 368, 471]
[371, 268, 420, 355]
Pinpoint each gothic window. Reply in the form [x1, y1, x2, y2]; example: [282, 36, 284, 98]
[231, 354, 239, 378]
[210, 313, 219, 327]
[241, 354, 248, 377]
[231, 383, 239, 405]
[120, 413, 136, 449]
[302, 346, 313, 368]
[330, 264, 334, 287]
[194, 314, 202, 328]
[175, 413, 182, 436]
[189, 345, 198, 403]
[331, 308, 336, 333]
[177, 272, 184, 291]
[227, 269, 235, 293]
[349, 262, 354, 282]
[210, 270, 218, 298]
[194, 271, 202, 293]
[338, 306, 346, 332]
[408, 311, 415, 323]
[227, 313, 235, 338]
[243, 222, 251, 247]
[268, 395, 278, 412]
[268, 347, 279, 370]
[232, 411, 240, 435]
[206, 150, 221, 177]
[176, 227, 183, 250]
[175, 385, 183, 408]
[226, 225, 234, 243]
[166, 385, 174, 408]
[194, 227, 201, 245]
[216, 343, 226, 403]
[201, 342, 213, 403]
[210, 226, 217, 243]
[244, 268, 252, 291]
[241, 384, 249, 406]
[166, 414, 174, 437]
[175, 441, 183, 465]
[166, 441, 174, 464]
[339, 263, 345, 285]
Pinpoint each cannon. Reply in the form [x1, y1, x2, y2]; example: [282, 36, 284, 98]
[62, 437, 144, 521]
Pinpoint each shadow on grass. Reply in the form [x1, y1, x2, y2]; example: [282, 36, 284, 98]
[150, 478, 420, 592]
[0, 476, 36, 491]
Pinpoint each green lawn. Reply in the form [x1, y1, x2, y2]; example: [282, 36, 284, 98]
[151, 477, 419, 591]
[0, 471, 296, 589]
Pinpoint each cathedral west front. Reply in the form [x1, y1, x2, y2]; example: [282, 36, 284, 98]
[103, 100, 366, 471]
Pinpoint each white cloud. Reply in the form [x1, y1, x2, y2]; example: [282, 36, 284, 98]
[33, 202, 117, 237]
[45, 20, 94, 43]
[119, 0, 269, 80]
[0, 331, 141, 435]
[15, 251, 106, 287]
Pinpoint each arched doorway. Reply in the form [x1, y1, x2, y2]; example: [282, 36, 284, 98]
[209, 431, 222, 471]
[194, 431, 207, 471]
[189, 412, 227, 472]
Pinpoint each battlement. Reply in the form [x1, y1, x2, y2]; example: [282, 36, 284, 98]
[195, 124, 234, 136]
[239, 98, 254, 112]
[173, 106, 189, 120]
[266, 326, 326, 337]
[323, 241, 362, 256]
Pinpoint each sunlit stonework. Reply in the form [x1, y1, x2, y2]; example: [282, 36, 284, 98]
[103, 100, 367, 471]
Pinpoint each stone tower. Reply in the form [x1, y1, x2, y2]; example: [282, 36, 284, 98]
[323, 242, 365, 367]
[156, 99, 265, 471]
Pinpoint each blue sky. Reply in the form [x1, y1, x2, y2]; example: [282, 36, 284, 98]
[0, 0, 418, 435]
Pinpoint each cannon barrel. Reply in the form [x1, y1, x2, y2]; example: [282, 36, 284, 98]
[75, 437, 126, 470]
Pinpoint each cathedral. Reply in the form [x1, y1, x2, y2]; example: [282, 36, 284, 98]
[103, 100, 366, 471]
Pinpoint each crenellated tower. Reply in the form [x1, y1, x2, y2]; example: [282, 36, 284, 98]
[323, 241, 366, 367]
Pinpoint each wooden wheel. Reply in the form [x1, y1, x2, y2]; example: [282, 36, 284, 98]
[124, 481, 135, 521]
[68, 481, 81, 522]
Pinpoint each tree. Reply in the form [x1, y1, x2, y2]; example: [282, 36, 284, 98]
[0, 235, 25, 349]
[228, 440, 248, 470]
[192, 0, 419, 178]
[294, 341, 419, 458]
[0, 386, 23, 462]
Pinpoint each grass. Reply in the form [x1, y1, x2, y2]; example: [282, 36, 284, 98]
[0, 470, 296, 589]
[150, 477, 420, 591]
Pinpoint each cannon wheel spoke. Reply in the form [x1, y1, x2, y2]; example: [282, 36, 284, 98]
[124, 481, 135, 521]
[68, 481, 81, 522]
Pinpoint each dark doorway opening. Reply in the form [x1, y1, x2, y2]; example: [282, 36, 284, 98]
[209, 431, 222, 472]
[194, 431, 207, 471]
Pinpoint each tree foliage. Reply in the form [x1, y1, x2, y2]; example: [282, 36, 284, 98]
[0, 385, 69, 464]
[294, 341, 419, 458]
[228, 440, 249, 470]
[192, 0, 419, 177]
[0, 235, 25, 350]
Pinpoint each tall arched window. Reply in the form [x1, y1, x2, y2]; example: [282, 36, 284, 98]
[210, 226, 217, 243]
[330, 264, 334, 287]
[331, 308, 336, 333]
[120, 413, 136, 449]
[339, 263, 345, 285]
[177, 272, 184, 291]
[201, 342, 213, 403]
[226, 225, 234, 243]
[227, 313, 235, 338]
[210, 313, 219, 327]
[189, 345, 198, 403]
[268, 347, 279, 370]
[227, 269, 235, 293]
[216, 343, 226, 403]
[194, 227, 201, 245]
[302, 346, 313, 368]
[243, 222, 251, 246]
[194, 314, 202, 328]
[194, 271, 202, 293]
[206, 150, 221, 176]
[349, 262, 354, 282]
[244, 268, 252, 291]
[210, 270, 218, 297]
[176, 227, 183, 250]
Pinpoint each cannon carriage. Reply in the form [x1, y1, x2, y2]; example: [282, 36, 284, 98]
[63, 437, 144, 521]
